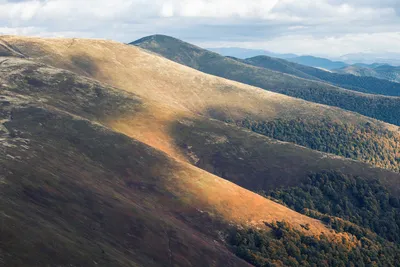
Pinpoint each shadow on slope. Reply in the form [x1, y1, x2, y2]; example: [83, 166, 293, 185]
[1, 95, 254, 267]
[2, 57, 400, 196]
[167, 115, 400, 196]
[1, 63, 343, 266]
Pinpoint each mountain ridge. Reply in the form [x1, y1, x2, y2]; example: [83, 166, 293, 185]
[131, 34, 400, 127]
[1, 57, 343, 266]
[3, 35, 400, 266]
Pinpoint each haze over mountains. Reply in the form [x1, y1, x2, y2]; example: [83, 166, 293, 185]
[2, 33, 400, 266]
[335, 64, 400, 83]
[208, 47, 298, 60]
[209, 47, 400, 68]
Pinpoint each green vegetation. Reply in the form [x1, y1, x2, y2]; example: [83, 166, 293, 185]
[229, 172, 400, 266]
[229, 221, 400, 267]
[234, 118, 400, 172]
[267, 172, 400, 243]
[133, 35, 400, 126]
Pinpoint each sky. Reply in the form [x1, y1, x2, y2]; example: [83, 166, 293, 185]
[1, 0, 400, 57]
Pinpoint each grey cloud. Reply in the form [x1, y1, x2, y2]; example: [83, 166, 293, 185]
[1, 0, 400, 56]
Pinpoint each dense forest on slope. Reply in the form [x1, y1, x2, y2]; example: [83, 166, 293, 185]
[229, 221, 400, 267]
[244, 56, 400, 97]
[267, 172, 400, 243]
[133, 35, 400, 126]
[228, 222, 400, 267]
[228, 171, 400, 266]
[233, 118, 400, 172]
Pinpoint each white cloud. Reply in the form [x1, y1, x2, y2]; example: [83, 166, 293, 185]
[0, 0, 400, 56]
[201, 32, 400, 57]
[167, 0, 279, 19]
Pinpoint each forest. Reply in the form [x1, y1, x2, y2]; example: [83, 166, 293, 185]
[229, 221, 400, 267]
[229, 171, 400, 266]
[267, 172, 400, 243]
[234, 118, 400, 172]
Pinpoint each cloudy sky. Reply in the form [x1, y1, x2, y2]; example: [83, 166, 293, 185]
[1, 0, 400, 57]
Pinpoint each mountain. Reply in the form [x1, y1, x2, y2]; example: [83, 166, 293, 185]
[207, 47, 297, 59]
[339, 52, 400, 66]
[4, 35, 400, 173]
[3, 35, 400, 266]
[286, 55, 348, 70]
[243, 55, 400, 96]
[1, 52, 343, 267]
[335, 64, 400, 83]
[132, 35, 400, 127]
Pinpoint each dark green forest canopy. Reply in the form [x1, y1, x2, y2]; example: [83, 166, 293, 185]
[229, 221, 400, 267]
[232, 118, 400, 172]
[267, 171, 400, 243]
[229, 171, 400, 267]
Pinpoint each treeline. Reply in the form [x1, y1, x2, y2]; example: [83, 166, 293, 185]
[271, 86, 400, 126]
[235, 118, 400, 172]
[267, 171, 400, 243]
[229, 221, 400, 267]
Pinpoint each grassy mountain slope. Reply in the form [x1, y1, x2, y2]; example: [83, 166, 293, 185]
[3, 57, 400, 196]
[2, 37, 400, 266]
[131, 35, 400, 127]
[1, 61, 344, 266]
[244, 55, 400, 97]
[3, 35, 400, 173]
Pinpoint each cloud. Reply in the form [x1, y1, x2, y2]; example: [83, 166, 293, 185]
[0, 0, 400, 56]
[160, 0, 279, 19]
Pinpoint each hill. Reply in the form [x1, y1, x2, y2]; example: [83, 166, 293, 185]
[207, 47, 297, 59]
[286, 55, 348, 70]
[1, 57, 345, 266]
[2, 36, 400, 266]
[131, 35, 400, 127]
[339, 52, 400, 66]
[3, 35, 400, 173]
[335, 64, 400, 83]
[244, 55, 400, 97]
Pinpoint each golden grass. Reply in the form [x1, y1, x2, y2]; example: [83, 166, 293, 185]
[164, 156, 346, 239]
[107, 102, 189, 162]
[0, 36, 369, 242]
[2, 35, 395, 130]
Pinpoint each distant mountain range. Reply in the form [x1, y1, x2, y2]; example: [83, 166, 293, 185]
[285, 55, 348, 70]
[207, 47, 297, 59]
[334, 64, 400, 83]
[208, 47, 400, 70]
[338, 52, 400, 65]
